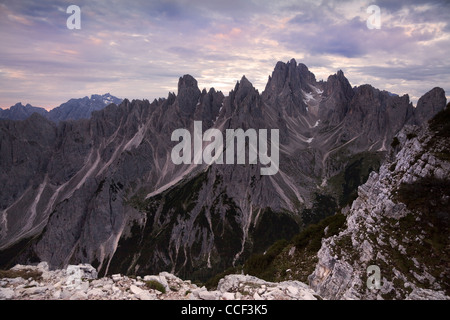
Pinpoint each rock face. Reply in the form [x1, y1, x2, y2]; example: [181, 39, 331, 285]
[0, 59, 447, 284]
[0, 263, 318, 300]
[414, 87, 447, 125]
[308, 105, 450, 300]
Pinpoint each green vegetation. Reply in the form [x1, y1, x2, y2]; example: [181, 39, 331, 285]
[406, 133, 417, 140]
[239, 213, 346, 283]
[389, 161, 397, 172]
[243, 239, 288, 282]
[145, 280, 166, 293]
[396, 176, 450, 219]
[107, 170, 211, 278]
[293, 213, 346, 252]
[427, 102, 450, 162]
[251, 208, 300, 254]
[0, 268, 42, 281]
[391, 176, 450, 294]
[301, 194, 337, 226]
[391, 137, 400, 149]
[429, 102, 450, 138]
[327, 152, 384, 207]
[0, 236, 41, 270]
[204, 266, 241, 290]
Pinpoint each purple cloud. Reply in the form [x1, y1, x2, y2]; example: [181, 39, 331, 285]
[0, 0, 448, 109]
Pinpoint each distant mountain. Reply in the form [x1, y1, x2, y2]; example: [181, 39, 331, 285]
[47, 93, 123, 122]
[0, 103, 48, 121]
[0, 93, 122, 122]
[0, 59, 446, 293]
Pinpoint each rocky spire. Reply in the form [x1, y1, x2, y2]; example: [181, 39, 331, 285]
[263, 58, 316, 98]
[318, 69, 354, 125]
[177, 74, 201, 116]
[414, 87, 446, 125]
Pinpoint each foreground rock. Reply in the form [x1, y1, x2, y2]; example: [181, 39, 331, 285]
[308, 114, 450, 300]
[0, 262, 318, 300]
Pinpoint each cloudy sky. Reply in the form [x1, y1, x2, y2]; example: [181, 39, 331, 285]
[0, 0, 449, 109]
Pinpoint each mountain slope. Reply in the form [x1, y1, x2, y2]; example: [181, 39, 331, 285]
[240, 103, 450, 299]
[0, 60, 446, 284]
[308, 104, 450, 299]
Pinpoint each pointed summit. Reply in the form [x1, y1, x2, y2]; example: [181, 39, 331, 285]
[319, 69, 354, 125]
[237, 75, 254, 90]
[414, 87, 446, 124]
[262, 59, 319, 116]
[230, 75, 258, 107]
[178, 74, 198, 92]
[263, 59, 316, 98]
[177, 75, 201, 115]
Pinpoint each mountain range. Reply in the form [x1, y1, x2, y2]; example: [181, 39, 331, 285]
[0, 93, 122, 122]
[0, 59, 447, 293]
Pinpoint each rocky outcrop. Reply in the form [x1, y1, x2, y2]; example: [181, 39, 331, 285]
[176, 75, 202, 117]
[0, 263, 318, 300]
[308, 105, 450, 300]
[319, 70, 353, 125]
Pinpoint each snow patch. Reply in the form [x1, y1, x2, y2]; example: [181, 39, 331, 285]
[310, 85, 323, 95]
[103, 96, 114, 105]
[302, 90, 315, 102]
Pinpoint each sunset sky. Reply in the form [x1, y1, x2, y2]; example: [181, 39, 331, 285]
[0, 0, 449, 109]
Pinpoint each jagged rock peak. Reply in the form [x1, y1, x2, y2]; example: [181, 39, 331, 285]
[178, 74, 199, 92]
[232, 75, 259, 102]
[324, 68, 353, 96]
[10, 102, 41, 110]
[237, 75, 254, 89]
[326, 69, 349, 83]
[176, 74, 201, 114]
[12, 102, 25, 108]
[264, 58, 316, 97]
[415, 87, 446, 124]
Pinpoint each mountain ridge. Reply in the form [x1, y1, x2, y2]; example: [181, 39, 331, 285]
[0, 93, 122, 122]
[0, 59, 446, 285]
